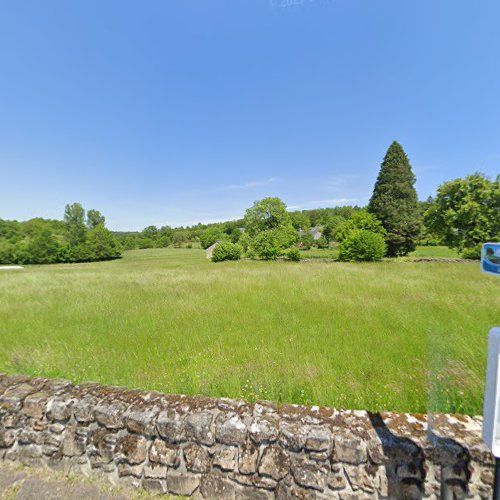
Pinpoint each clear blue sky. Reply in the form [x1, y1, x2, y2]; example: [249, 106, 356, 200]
[1, 0, 499, 231]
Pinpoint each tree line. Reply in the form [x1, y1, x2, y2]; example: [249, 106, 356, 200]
[1, 141, 498, 265]
[209, 141, 499, 262]
[0, 203, 121, 265]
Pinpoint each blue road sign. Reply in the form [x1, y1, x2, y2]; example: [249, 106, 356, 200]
[482, 243, 500, 276]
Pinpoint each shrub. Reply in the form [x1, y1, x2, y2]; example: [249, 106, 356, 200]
[86, 226, 122, 261]
[315, 235, 329, 249]
[335, 211, 386, 242]
[461, 245, 482, 260]
[285, 247, 301, 261]
[212, 242, 243, 262]
[299, 232, 314, 250]
[338, 230, 386, 262]
[186, 243, 193, 248]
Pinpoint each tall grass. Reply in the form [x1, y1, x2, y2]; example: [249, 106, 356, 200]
[0, 248, 497, 414]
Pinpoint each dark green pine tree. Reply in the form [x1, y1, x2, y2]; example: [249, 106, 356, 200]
[368, 141, 422, 256]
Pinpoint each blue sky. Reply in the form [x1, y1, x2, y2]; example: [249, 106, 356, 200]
[0, 0, 499, 231]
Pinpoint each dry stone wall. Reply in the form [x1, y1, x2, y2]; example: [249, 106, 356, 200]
[0, 373, 494, 499]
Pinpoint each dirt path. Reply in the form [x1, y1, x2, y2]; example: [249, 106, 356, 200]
[0, 461, 160, 500]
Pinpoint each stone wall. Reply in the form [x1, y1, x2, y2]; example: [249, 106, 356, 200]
[0, 373, 494, 499]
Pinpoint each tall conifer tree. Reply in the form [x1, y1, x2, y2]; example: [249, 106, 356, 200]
[368, 141, 421, 256]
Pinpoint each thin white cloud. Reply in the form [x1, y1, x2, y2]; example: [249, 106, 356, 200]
[287, 198, 363, 210]
[217, 177, 278, 192]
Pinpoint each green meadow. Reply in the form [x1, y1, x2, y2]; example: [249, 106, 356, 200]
[1, 247, 497, 415]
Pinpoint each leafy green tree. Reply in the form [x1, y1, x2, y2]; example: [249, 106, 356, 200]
[424, 173, 500, 254]
[64, 203, 86, 246]
[335, 211, 386, 242]
[368, 141, 422, 256]
[200, 227, 224, 249]
[338, 230, 387, 262]
[26, 229, 62, 264]
[238, 232, 251, 252]
[173, 231, 188, 248]
[230, 227, 242, 243]
[86, 226, 122, 261]
[290, 212, 311, 231]
[249, 230, 283, 260]
[142, 225, 159, 240]
[322, 215, 345, 244]
[87, 209, 105, 229]
[158, 225, 174, 247]
[244, 197, 291, 236]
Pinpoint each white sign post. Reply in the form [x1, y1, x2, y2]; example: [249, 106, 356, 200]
[481, 243, 500, 499]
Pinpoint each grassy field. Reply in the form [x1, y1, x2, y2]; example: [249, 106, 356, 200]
[0, 247, 497, 415]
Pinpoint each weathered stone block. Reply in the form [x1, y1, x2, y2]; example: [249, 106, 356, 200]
[213, 445, 237, 471]
[125, 407, 158, 436]
[144, 464, 167, 479]
[0, 429, 16, 448]
[239, 442, 259, 475]
[167, 471, 201, 496]
[216, 412, 247, 445]
[249, 416, 279, 444]
[118, 463, 144, 478]
[258, 445, 290, 481]
[334, 436, 367, 465]
[305, 426, 331, 452]
[117, 434, 148, 464]
[345, 464, 377, 493]
[0, 383, 37, 411]
[328, 472, 347, 491]
[73, 396, 97, 424]
[291, 456, 329, 491]
[157, 410, 185, 443]
[62, 427, 87, 457]
[143, 478, 166, 493]
[185, 411, 215, 445]
[232, 473, 277, 490]
[22, 391, 50, 419]
[200, 472, 241, 498]
[279, 421, 306, 451]
[184, 442, 211, 473]
[94, 402, 126, 429]
[46, 398, 73, 421]
[149, 439, 180, 467]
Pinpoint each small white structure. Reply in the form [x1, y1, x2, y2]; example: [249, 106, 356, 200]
[0, 265, 24, 271]
[483, 327, 500, 456]
[205, 241, 221, 259]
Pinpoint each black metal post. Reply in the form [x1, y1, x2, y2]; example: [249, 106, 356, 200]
[494, 457, 500, 500]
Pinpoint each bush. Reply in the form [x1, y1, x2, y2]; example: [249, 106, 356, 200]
[315, 235, 329, 249]
[299, 232, 314, 250]
[86, 226, 122, 261]
[186, 243, 193, 248]
[338, 230, 387, 262]
[285, 247, 301, 261]
[249, 230, 282, 260]
[335, 211, 386, 242]
[461, 245, 482, 260]
[212, 242, 243, 262]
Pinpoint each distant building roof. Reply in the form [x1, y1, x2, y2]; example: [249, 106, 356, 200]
[206, 241, 222, 259]
[299, 226, 323, 239]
